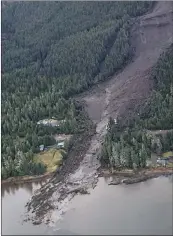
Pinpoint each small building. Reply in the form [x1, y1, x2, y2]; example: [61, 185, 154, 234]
[57, 142, 65, 149]
[37, 119, 60, 127]
[156, 158, 168, 167]
[39, 144, 44, 151]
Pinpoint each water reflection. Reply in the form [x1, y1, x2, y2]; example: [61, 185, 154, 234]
[2, 179, 49, 235]
[1, 180, 47, 198]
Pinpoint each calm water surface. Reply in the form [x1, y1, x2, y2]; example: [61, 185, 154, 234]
[2, 176, 173, 235]
[1, 180, 50, 235]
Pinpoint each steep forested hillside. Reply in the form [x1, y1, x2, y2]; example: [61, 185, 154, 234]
[1, 2, 154, 179]
[140, 46, 173, 130]
[101, 45, 173, 168]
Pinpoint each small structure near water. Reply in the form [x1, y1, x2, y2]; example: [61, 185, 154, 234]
[156, 152, 173, 167]
[156, 158, 167, 167]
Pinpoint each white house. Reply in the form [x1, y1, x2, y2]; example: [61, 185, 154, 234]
[37, 119, 59, 127]
[57, 142, 65, 149]
[39, 144, 44, 151]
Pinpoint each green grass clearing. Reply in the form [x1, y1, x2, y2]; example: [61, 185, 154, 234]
[167, 162, 173, 168]
[162, 151, 173, 158]
[34, 148, 64, 172]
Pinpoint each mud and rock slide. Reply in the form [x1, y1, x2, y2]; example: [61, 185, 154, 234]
[26, 1, 173, 225]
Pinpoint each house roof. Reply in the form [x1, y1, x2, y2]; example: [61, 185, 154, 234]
[57, 142, 64, 146]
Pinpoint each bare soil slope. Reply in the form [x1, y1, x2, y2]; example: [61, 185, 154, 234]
[84, 1, 173, 123]
[26, 1, 173, 225]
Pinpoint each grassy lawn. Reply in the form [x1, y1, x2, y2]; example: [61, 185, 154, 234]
[34, 148, 64, 173]
[162, 151, 173, 158]
[167, 162, 173, 168]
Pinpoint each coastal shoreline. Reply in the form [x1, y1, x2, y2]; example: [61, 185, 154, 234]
[100, 167, 173, 185]
[1, 172, 53, 186]
[2, 166, 172, 187]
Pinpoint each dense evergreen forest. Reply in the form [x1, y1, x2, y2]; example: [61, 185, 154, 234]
[1, 2, 154, 179]
[101, 45, 173, 168]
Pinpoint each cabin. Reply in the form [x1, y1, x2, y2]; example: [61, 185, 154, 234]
[37, 119, 59, 127]
[39, 144, 44, 152]
[37, 118, 66, 127]
[155, 151, 173, 167]
[156, 158, 167, 167]
[57, 141, 65, 149]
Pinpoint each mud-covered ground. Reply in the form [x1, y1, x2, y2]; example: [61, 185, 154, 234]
[25, 1, 173, 225]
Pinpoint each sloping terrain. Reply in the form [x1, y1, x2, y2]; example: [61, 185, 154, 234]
[2, 1, 154, 180]
[26, 1, 173, 224]
[84, 1, 173, 123]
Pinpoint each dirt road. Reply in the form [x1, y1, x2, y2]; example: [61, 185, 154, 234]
[26, 1, 173, 225]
